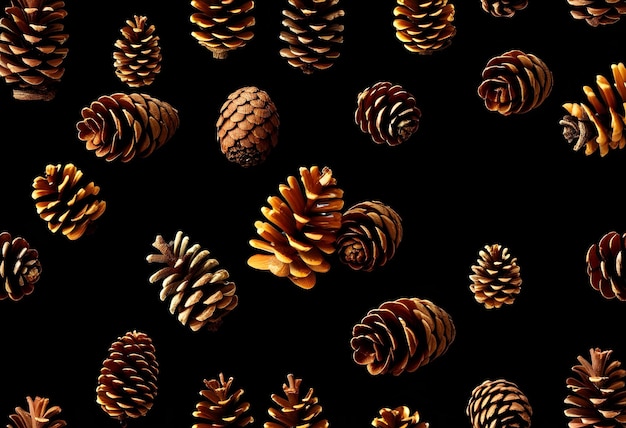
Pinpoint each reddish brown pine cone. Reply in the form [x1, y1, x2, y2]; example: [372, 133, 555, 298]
[586, 231, 626, 301]
[371, 406, 428, 428]
[481, 0, 528, 17]
[469, 243, 522, 309]
[8, 396, 66, 428]
[466, 379, 532, 428]
[113, 15, 162, 87]
[393, 0, 456, 54]
[193, 373, 254, 427]
[567, 0, 626, 26]
[0, 231, 41, 301]
[265, 373, 329, 428]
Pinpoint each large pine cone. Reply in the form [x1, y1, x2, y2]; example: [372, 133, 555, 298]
[192, 373, 254, 427]
[371, 406, 428, 428]
[8, 396, 66, 428]
[190, 0, 255, 59]
[31, 163, 106, 240]
[0, 0, 68, 101]
[113, 15, 162, 87]
[279, 0, 345, 74]
[469, 243, 522, 309]
[393, 0, 456, 55]
[354, 81, 422, 146]
[146, 230, 239, 332]
[216, 86, 280, 168]
[466, 378, 532, 428]
[585, 231, 626, 301]
[0, 231, 41, 301]
[481, 0, 528, 17]
[265, 373, 329, 428]
[567, 0, 626, 26]
[247, 165, 344, 290]
[96, 330, 159, 422]
[350, 297, 456, 376]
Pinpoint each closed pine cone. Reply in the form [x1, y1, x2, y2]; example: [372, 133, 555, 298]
[466, 379, 532, 428]
[585, 231, 626, 300]
[0, 0, 68, 101]
[265, 373, 328, 428]
[31, 163, 106, 240]
[481, 0, 528, 17]
[393, 0, 456, 54]
[469, 243, 522, 309]
[0, 231, 41, 301]
[193, 373, 254, 427]
[146, 231, 239, 332]
[113, 15, 162, 87]
[76, 92, 180, 162]
[567, 0, 626, 26]
[350, 297, 456, 376]
[372, 406, 428, 428]
[355, 81, 422, 146]
[279, 0, 345, 74]
[216, 86, 280, 168]
[8, 396, 66, 428]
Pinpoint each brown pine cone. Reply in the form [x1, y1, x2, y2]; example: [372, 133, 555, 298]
[279, 0, 345, 74]
[336, 200, 403, 272]
[192, 373, 254, 427]
[478, 49, 553, 115]
[265, 373, 329, 428]
[350, 297, 456, 376]
[248, 165, 344, 290]
[113, 15, 162, 87]
[0, 0, 68, 101]
[469, 243, 522, 309]
[393, 0, 456, 54]
[567, 0, 626, 26]
[481, 0, 528, 17]
[216, 86, 280, 168]
[76, 92, 180, 163]
[355, 81, 422, 146]
[586, 231, 626, 301]
[371, 406, 428, 428]
[0, 231, 41, 301]
[466, 378, 532, 428]
[8, 396, 66, 428]
[146, 231, 239, 332]
[31, 163, 106, 240]
[190, 0, 255, 59]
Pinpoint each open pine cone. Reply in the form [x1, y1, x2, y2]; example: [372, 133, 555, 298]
[393, 0, 456, 54]
[113, 15, 162, 87]
[469, 243, 522, 309]
[585, 231, 626, 301]
[466, 378, 532, 428]
[192, 373, 254, 427]
[481, 0, 528, 18]
[265, 373, 329, 428]
[567, 0, 626, 26]
[8, 396, 66, 428]
[0, 231, 41, 301]
[371, 406, 428, 428]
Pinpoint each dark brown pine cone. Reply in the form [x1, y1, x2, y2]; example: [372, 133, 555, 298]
[354, 81, 422, 146]
[146, 231, 239, 332]
[393, 0, 456, 54]
[481, 0, 528, 17]
[469, 243, 522, 309]
[0, 231, 41, 301]
[8, 396, 66, 428]
[0, 0, 68, 101]
[76, 92, 180, 163]
[586, 231, 626, 300]
[216, 86, 280, 168]
[113, 15, 162, 87]
[567, 0, 626, 26]
[192, 373, 254, 427]
[31, 163, 106, 240]
[265, 373, 329, 428]
[371, 406, 428, 428]
[466, 379, 532, 428]
[351, 297, 456, 376]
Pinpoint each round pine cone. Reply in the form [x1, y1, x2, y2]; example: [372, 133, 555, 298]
[393, 0, 456, 54]
[113, 15, 162, 87]
[586, 231, 626, 301]
[8, 396, 66, 428]
[0, 231, 41, 301]
[481, 0, 528, 17]
[265, 373, 329, 428]
[567, 0, 626, 26]
[193, 373, 253, 427]
[469, 243, 522, 309]
[372, 406, 428, 428]
[466, 379, 532, 428]
[216, 86, 280, 168]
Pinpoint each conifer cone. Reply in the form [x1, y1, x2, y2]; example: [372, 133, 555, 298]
[265, 373, 329, 428]
[113, 15, 162, 87]
[192, 373, 254, 428]
[0, 0, 68, 101]
[190, 0, 255, 59]
[585, 231, 626, 301]
[31, 163, 106, 240]
[393, 0, 456, 55]
[76, 92, 180, 163]
[350, 297, 456, 376]
[146, 231, 239, 332]
[469, 243, 522, 309]
[564, 348, 626, 428]
[0, 231, 41, 301]
[466, 379, 532, 428]
[371, 406, 428, 428]
[279, 0, 345, 74]
[8, 396, 66, 428]
[567, 0, 626, 26]
[481, 0, 528, 17]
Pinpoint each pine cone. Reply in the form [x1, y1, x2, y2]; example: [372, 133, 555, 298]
[31, 163, 106, 240]
[0, 231, 41, 301]
[0, 0, 68, 101]
[481, 0, 528, 17]
[113, 15, 162, 87]
[8, 396, 66, 428]
[76, 92, 180, 163]
[354, 81, 422, 146]
[336, 200, 403, 272]
[564, 348, 626, 428]
[96, 330, 159, 422]
[216, 86, 280, 168]
[350, 297, 456, 376]
[469, 243, 522, 309]
[466, 379, 532, 428]
[192, 373, 254, 428]
[371, 406, 428, 428]
[585, 231, 626, 301]
[247, 165, 344, 290]
[265, 373, 329, 428]
[567, 0, 626, 26]
[279, 0, 345, 74]
[478, 49, 553, 116]
[190, 0, 255, 59]
[393, 0, 456, 55]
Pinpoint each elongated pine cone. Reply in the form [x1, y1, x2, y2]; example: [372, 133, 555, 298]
[564, 348, 626, 428]
[481, 0, 528, 17]
[190, 0, 255, 59]
[279, 0, 345, 74]
[351, 297, 456, 376]
[336, 200, 403, 272]
[0, 231, 41, 301]
[0, 0, 68, 101]
[96, 330, 159, 422]
[192, 373, 254, 428]
[8, 396, 66, 428]
[355, 81, 422, 146]
[567, 0, 626, 26]
[265, 373, 329, 428]
[585, 231, 626, 301]
[31, 163, 106, 240]
[372, 406, 428, 428]
[216, 86, 280, 168]
[393, 0, 456, 55]
[113, 15, 161, 87]
[469, 243, 522, 309]
[466, 378, 532, 428]
[247, 165, 344, 290]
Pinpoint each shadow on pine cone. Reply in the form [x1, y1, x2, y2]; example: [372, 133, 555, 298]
[469, 243, 522, 309]
[466, 378, 532, 428]
[371, 406, 428, 428]
[481, 0, 528, 18]
[113, 15, 162, 87]
[393, 0, 456, 54]
[265, 373, 329, 428]
[567, 0, 626, 26]
[8, 396, 66, 428]
[585, 231, 626, 300]
[192, 373, 254, 427]
[0, 231, 41, 301]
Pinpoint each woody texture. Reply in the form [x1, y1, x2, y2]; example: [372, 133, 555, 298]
[585, 231, 626, 300]
[265, 373, 329, 428]
[481, 0, 528, 18]
[567, 0, 626, 26]
[113, 15, 162, 87]
[393, 0, 456, 54]
[8, 396, 66, 428]
[0, 231, 41, 301]
[192, 373, 254, 427]
[469, 243, 522, 309]
[371, 406, 428, 428]
[466, 378, 533, 428]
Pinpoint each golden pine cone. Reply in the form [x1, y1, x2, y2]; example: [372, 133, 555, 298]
[393, 0, 456, 55]
[469, 243, 522, 309]
[585, 231, 626, 301]
[8, 396, 66, 428]
[567, 0, 626, 26]
[481, 0, 528, 17]
[0, 231, 41, 301]
[371, 406, 428, 428]
[31, 163, 106, 240]
[466, 379, 532, 428]
[192, 373, 254, 428]
[247, 165, 344, 290]
[265, 373, 329, 428]
[113, 15, 162, 87]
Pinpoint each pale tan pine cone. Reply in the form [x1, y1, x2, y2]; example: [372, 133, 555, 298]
[393, 0, 456, 54]
[481, 0, 528, 17]
[469, 243, 522, 309]
[567, 0, 626, 26]
[8, 396, 66, 428]
[371, 406, 428, 428]
[585, 231, 626, 300]
[466, 379, 532, 428]
[192, 373, 254, 427]
[113, 15, 162, 87]
[0, 231, 41, 301]
[264, 373, 329, 428]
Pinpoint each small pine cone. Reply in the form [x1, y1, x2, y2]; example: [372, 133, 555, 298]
[354, 81, 422, 146]
[478, 49, 553, 116]
[190, 0, 255, 59]
[146, 231, 239, 332]
[216, 86, 280, 168]
[8, 396, 66, 428]
[31, 163, 107, 240]
[113, 15, 162, 87]
[393, 0, 456, 55]
[585, 231, 626, 301]
[469, 243, 522, 309]
[371, 406, 428, 428]
[279, 0, 345, 74]
[76, 92, 180, 163]
[0, 0, 69, 101]
[567, 0, 626, 26]
[481, 0, 528, 17]
[466, 378, 532, 428]
[0, 231, 41, 301]
[192, 373, 254, 428]
[247, 165, 344, 290]
[564, 348, 626, 428]
[350, 297, 456, 376]
[265, 373, 329, 428]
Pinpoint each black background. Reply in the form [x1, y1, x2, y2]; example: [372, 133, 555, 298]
[1, 1, 626, 427]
